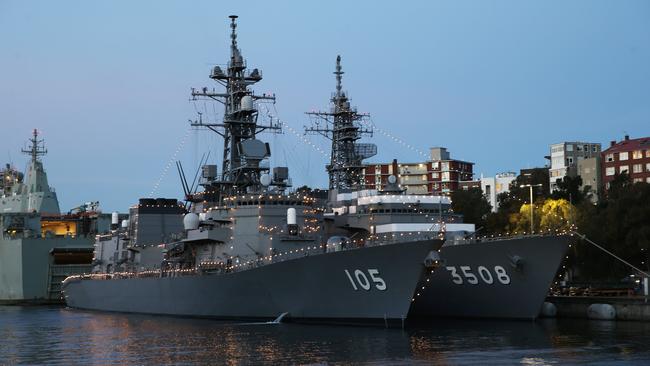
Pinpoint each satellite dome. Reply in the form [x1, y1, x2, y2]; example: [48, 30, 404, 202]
[183, 213, 200, 231]
[260, 174, 272, 187]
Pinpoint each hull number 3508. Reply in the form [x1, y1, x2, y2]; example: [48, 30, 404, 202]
[344, 269, 387, 291]
[446, 265, 511, 285]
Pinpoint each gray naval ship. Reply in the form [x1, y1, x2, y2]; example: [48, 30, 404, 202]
[304, 56, 571, 320]
[62, 16, 443, 325]
[0, 130, 109, 304]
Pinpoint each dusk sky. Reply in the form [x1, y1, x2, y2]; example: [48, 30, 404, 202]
[1, 1, 648, 212]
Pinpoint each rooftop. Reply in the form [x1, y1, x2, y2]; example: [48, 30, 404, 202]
[604, 136, 650, 154]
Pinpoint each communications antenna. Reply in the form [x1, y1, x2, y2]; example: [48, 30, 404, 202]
[305, 55, 375, 191]
[190, 15, 281, 201]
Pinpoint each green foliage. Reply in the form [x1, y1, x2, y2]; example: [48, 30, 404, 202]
[484, 170, 549, 234]
[576, 180, 650, 279]
[551, 175, 586, 205]
[450, 188, 492, 229]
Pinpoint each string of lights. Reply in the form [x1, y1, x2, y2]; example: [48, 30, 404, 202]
[148, 127, 192, 198]
[363, 117, 429, 160]
[279, 120, 329, 158]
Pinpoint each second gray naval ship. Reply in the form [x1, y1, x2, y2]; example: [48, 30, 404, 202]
[62, 16, 443, 325]
[304, 55, 571, 320]
[1, 130, 109, 304]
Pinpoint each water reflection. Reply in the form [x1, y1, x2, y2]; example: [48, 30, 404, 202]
[0, 306, 649, 365]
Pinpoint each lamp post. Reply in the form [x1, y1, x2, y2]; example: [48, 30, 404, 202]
[520, 183, 543, 234]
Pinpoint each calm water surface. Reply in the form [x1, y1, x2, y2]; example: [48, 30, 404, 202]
[1, 306, 649, 365]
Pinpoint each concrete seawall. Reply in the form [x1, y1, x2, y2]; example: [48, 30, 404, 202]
[546, 296, 650, 321]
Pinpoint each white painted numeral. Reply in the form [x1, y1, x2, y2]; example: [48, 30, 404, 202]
[446, 266, 463, 284]
[494, 266, 511, 284]
[344, 269, 358, 291]
[460, 266, 478, 285]
[354, 269, 371, 290]
[477, 266, 494, 284]
[368, 269, 387, 291]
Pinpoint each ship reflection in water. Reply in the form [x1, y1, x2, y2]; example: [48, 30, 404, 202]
[1, 306, 649, 365]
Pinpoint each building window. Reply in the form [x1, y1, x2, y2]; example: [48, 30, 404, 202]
[646, 163, 650, 172]
[620, 152, 629, 161]
[619, 165, 629, 174]
[606, 153, 614, 162]
[566, 157, 574, 165]
[633, 164, 643, 173]
[566, 144, 574, 152]
[646, 150, 650, 158]
[605, 167, 615, 176]
[633, 150, 643, 159]
[633, 178, 644, 183]
[432, 172, 439, 179]
[647, 177, 650, 183]
[592, 145, 597, 152]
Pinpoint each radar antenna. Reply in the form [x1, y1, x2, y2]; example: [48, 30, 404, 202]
[190, 15, 282, 201]
[305, 55, 375, 191]
[21, 129, 47, 162]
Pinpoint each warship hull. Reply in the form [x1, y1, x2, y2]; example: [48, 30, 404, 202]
[411, 235, 570, 320]
[63, 239, 440, 325]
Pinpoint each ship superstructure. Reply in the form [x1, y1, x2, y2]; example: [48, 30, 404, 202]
[1, 129, 60, 215]
[62, 16, 443, 325]
[1, 131, 108, 304]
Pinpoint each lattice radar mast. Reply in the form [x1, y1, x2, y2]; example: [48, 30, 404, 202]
[190, 15, 281, 201]
[305, 55, 375, 191]
[21, 129, 48, 162]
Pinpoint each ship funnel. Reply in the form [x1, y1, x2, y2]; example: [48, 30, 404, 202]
[183, 213, 200, 231]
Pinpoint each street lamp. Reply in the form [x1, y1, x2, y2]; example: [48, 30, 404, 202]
[520, 183, 543, 234]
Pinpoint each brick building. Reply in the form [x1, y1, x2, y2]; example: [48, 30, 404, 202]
[602, 135, 650, 190]
[363, 147, 474, 195]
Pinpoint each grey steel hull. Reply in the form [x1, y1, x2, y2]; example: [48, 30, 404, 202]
[411, 235, 570, 320]
[63, 239, 440, 324]
[0, 237, 93, 304]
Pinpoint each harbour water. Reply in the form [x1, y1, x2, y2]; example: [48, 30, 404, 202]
[1, 306, 650, 365]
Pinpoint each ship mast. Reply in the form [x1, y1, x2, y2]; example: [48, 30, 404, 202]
[21, 129, 47, 162]
[305, 55, 375, 191]
[190, 15, 281, 201]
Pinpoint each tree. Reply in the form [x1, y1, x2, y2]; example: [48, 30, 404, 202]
[551, 175, 585, 205]
[573, 179, 650, 280]
[450, 188, 492, 229]
[538, 199, 575, 232]
[484, 170, 549, 235]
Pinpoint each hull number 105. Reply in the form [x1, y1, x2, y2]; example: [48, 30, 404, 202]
[344, 269, 387, 291]
[445, 265, 511, 285]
